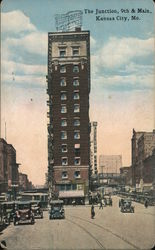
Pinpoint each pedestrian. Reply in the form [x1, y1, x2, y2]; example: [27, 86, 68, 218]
[144, 199, 148, 208]
[91, 204, 95, 219]
[99, 200, 103, 209]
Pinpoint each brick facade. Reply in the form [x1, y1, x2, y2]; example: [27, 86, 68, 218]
[0, 138, 19, 193]
[47, 29, 90, 198]
[131, 129, 155, 189]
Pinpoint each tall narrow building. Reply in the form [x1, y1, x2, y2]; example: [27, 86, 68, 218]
[90, 122, 98, 175]
[47, 28, 90, 203]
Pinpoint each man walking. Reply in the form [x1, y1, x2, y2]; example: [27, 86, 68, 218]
[99, 200, 103, 209]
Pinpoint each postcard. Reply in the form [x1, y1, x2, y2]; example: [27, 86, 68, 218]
[0, 0, 154, 249]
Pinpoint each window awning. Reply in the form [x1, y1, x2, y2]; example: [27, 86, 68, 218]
[74, 144, 80, 149]
[59, 190, 84, 198]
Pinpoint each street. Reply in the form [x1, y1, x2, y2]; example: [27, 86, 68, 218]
[0, 196, 154, 250]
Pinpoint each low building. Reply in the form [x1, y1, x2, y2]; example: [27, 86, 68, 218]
[99, 155, 122, 174]
[0, 138, 19, 193]
[19, 173, 32, 191]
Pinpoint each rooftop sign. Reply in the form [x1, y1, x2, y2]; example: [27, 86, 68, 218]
[55, 10, 83, 31]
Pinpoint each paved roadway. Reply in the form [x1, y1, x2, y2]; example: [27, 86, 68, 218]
[0, 196, 154, 250]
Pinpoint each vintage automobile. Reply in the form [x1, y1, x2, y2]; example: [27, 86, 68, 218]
[120, 199, 134, 213]
[119, 198, 125, 207]
[1, 201, 15, 225]
[49, 200, 65, 220]
[104, 196, 112, 206]
[13, 201, 35, 225]
[31, 200, 43, 219]
[0, 203, 4, 230]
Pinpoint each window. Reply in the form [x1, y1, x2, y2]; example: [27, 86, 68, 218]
[61, 131, 67, 139]
[59, 49, 66, 57]
[74, 144, 80, 155]
[73, 91, 80, 100]
[74, 170, 81, 178]
[74, 104, 80, 113]
[60, 65, 66, 73]
[61, 118, 67, 127]
[61, 144, 67, 152]
[73, 65, 79, 73]
[61, 157, 68, 166]
[74, 144, 80, 149]
[61, 92, 67, 100]
[74, 131, 80, 139]
[74, 118, 80, 126]
[66, 184, 71, 190]
[72, 184, 77, 190]
[73, 78, 79, 86]
[62, 171, 68, 179]
[59, 185, 65, 191]
[60, 78, 66, 86]
[61, 105, 67, 113]
[72, 47, 79, 56]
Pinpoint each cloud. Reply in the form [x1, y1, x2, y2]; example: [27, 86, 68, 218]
[124, 63, 154, 75]
[2, 73, 46, 87]
[96, 74, 154, 88]
[1, 10, 47, 61]
[1, 10, 47, 89]
[2, 60, 47, 76]
[5, 32, 48, 56]
[92, 37, 154, 70]
[1, 10, 36, 33]
[90, 36, 154, 92]
[90, 36, 96, 47]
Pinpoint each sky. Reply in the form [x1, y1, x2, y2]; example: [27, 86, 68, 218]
[1, 0, 154, 185]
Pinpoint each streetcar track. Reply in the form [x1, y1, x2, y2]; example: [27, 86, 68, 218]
[66, 217, 106, 249]
[69, 215, 140, 250]
[139, 212, 154, 216]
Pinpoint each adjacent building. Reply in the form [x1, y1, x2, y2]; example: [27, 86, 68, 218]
[47, 28, 90, 203]
[99, 155, 122, 174]
[120, 166, 132, 186]
[143, 149, 155, 190]
[19, 173, 32, 191]
[0, 138, 19, 193]
[90, 122, 98, 175]
[131, 129, 155, 190]
[131, 129, 144, 186]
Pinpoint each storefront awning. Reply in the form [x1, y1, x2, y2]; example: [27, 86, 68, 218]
[59, 190, 84, 198]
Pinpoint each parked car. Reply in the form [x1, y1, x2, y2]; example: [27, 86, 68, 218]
[31, 200, 43, 219]
[1, 201, 15, 225]
[120, 199, 134, 213]
[13, 201, 35, 225]
[0, 203, 5, 230]
[49, 200, 65, 220]
[119, 198, 125, 207]
[104, 196, 112, 206]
